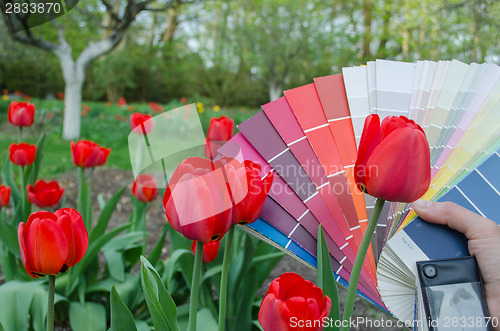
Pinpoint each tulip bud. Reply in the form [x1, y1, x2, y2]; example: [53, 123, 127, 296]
[8, 101, 35, 127]
[27, 180, 65, 208]
[9, 143, 37, 166]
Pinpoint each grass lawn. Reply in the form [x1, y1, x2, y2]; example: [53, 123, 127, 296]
[0, 97, 257, 179]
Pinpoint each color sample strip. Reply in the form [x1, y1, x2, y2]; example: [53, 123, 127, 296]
[431, 63, 481, 166]
[342, 66, 370, 146]
[432, 64, 500, 176]
[421, 61, 451, 129]
[374, 59, 416, 119]
[284, 84, 363, 243]
[313, 74, 378, 271]
[413, 60, 438, 126]
[425, 60, 469, 149]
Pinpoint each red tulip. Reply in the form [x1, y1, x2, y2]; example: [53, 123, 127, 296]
[220, 159, 274, 225]
[205, 116, 234, 159]
[71, 140, 111, 168]
[18, 209, 89, 278]
[23, 94, 31, 101]
[163, 157, 233, 243]
[355, 114, 430, 203]
[117, 97, 127, 107]
[9, 143, 37, 166]
[8, 101, 35, 127]
[27, 180, 65, 208]
[259, 273, 332, 331]
[57, 92, 64, 100]
[191, 240, 220, 263]
[130, 112, 153, 134]
[14, 90, 22, 96]
[180, 97, 187, 104]
[0, 185, 11, 208]
[2, 89, 8, 95]
[132, 174, 158, 203]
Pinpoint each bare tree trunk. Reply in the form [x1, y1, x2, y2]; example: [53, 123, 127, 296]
[162, 7, 179, 44]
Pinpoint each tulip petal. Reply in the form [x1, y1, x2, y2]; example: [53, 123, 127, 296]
[364, 127, 430, 202]
[355, 115, 381, 187]
[25, 218, 69, 276]
[379, 116, 408, 142]
[55, 208, 88, 267]
[18, 222, 37, 278]
[258, 294, 293, 331]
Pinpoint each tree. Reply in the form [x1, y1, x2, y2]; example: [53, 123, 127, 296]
[1, 0, 180, 140]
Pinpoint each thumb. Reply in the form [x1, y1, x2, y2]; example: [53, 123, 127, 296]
[413, 199, 499, 241]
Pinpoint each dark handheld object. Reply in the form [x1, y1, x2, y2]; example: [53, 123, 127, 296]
[417, 256, 493, 331]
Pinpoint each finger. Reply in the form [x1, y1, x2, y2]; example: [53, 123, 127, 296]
[413, 199, 499, 241]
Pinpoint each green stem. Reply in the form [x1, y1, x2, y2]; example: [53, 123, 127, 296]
[189, 241, 204, 331]
[218, 225, 234, 331]
[142, 202, 148, 255]
[19, 166, 26, 220]
[87, 168, 93, 229]
[77, 167, 88, 230]
[47, 275, 56, 331]
[18, 127, 22, 143]
[341, 198, 385, 331]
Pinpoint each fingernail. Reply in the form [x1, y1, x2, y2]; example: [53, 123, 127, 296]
[414, 199, 433, 210]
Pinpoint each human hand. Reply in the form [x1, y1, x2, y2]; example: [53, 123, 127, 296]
[414, 199, 500, 330]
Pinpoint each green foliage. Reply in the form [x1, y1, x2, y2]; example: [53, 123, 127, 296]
[108, 286, 138, 331]
[317, 225, 340, 331]
[0, 280, 66, 331]
[141, 256, 180, 331]
[69, 301, 107, 331]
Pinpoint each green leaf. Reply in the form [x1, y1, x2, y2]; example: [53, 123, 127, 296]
[108, 286, 137, 331]
[0, 244, 18, 281]
[140, 256, 180, 331]
[90, 186, 126, 242]
[1, 157, 20, 208]
[232, 266, 259, 331]
[0, 219, 20, 257]
[317, 225, 340, 330]
[103, 249, 125, 282]
[69, 301, 107, 331]
[147, 223, 168, 266]
[135, 321, 151, 331]
[196, 308, 218, 331]
[164, 249, 194, 291]
[0, 280, 66, 331]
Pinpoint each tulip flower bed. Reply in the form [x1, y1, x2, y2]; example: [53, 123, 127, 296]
[0, 98, 406, 331]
